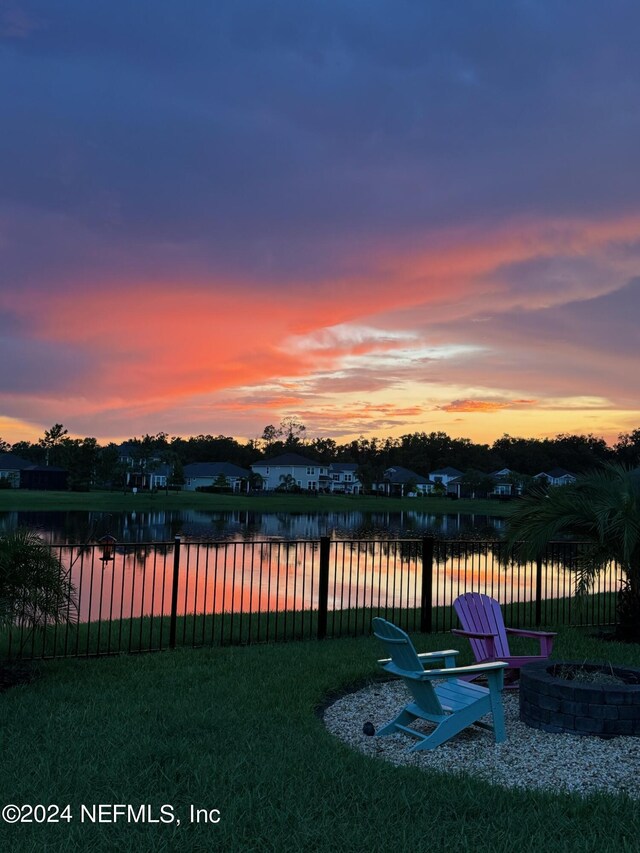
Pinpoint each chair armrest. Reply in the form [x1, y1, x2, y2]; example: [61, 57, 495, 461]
[418, 661, 508, 679]
[377, 649, 459, 668]
[379, 660, 508, 679]
[505, 628, 557, 639]
[451, 628, 498, 640]
[416, 650, 460, 661]
[504, 626, 555, 656]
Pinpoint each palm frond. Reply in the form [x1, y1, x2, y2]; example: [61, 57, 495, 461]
[505, 464, 640, 610]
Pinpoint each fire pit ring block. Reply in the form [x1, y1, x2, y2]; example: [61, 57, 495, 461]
[519, 660, 640, 737]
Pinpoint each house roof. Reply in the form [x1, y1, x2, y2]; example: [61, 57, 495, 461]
[430, 467, 464, 477]
[383, 466, 430, 484]
[253, 453, 320, 467]
[329, 462, 359, 473]
[0, 453, 32, 470]
[546, 467, 576, 478]
[184, 462, 250, 478]
[150, 464, 173, 477]
[535, 468, 576, 479]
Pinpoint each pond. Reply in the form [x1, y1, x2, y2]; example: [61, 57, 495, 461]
[0, 507, 508, 544]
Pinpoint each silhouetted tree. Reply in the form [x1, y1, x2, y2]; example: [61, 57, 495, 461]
[39, 423, 69, 467]
[614, 429, 640, 468]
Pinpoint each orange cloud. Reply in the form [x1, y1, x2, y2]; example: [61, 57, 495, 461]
[2, 211, 640, 443]
[440, 399, 539, 413]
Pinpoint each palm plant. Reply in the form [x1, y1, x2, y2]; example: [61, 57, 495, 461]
[504, 465, 640, 638]
[276, 473, 300, 493]
[0, 529, 76, 632]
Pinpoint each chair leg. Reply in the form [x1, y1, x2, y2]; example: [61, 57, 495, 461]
[487, 674, 507, 743]
[377, 708, 417, 737]
[408, 710, 473, 751]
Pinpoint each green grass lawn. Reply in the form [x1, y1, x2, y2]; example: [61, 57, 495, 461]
[0, 489, 511, 517]
[1, 628, 639, 852]
[2, 593, 617, 660]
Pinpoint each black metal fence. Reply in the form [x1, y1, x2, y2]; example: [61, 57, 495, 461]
[1, 536, 619, 661]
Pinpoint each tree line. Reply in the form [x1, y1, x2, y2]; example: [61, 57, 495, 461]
[2, 418, 640, 491]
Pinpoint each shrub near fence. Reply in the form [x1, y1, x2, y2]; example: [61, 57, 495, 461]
[1, 536, 619, 661]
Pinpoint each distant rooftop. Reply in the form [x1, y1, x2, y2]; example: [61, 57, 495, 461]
[254, 453, 320, 467]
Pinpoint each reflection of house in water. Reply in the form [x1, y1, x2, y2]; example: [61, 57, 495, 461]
[118, 510, 176, 542]
[257, 512, 336, 539]
[177, 510, 255, 540]
[0, 511, 20, 535]
[3, 507, 508, 544]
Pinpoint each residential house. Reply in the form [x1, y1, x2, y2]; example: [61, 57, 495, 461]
[0, 453, 32, 488]
[489, 468, 524, 498]
[146, 464, 173, 490]
[327, 463, 362, 495]
[534, 468, 577, 487]
[429, 467, 464, 496]
[117, 442, 144, 467]
[446, 472, 495, 499]
[118, 442, 171, 490]
[430, 467, 464, 489]
[250, 453, 328, 492]
[20, 465, 68, 491]
[183, 462, 251, 493]
[375, 466, 433, 497]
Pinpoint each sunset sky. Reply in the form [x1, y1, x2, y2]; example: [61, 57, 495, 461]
[1, 1, 639, 447]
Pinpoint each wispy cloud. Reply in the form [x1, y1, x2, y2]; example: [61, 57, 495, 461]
[439, 399, 539, 414]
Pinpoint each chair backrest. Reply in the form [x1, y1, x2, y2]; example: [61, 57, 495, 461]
[453, 593, 511, 659]
[372, 618, 424, 672]
[372, 618, 441, 714]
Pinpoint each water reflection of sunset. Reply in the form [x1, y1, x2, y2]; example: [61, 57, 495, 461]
[57, 540, 617, 645]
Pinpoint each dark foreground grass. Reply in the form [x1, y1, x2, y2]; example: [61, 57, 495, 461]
[2, 629, 640, 852]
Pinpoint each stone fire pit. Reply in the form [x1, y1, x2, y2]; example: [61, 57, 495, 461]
[520, 660, 640, 737]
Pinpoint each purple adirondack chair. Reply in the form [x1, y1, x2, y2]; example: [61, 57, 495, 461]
[452, 593, 556, 687]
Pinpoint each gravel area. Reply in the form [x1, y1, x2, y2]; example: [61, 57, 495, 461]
[323, 680, 640, 799]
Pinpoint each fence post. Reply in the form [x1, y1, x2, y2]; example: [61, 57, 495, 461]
[420, 536, 434, 633]
[317, 536, 330, 640]
[535, 553, 543, 627]
[169, 536, 181, 649]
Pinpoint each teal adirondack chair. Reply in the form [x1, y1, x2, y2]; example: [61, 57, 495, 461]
[372, 618, 507, 751]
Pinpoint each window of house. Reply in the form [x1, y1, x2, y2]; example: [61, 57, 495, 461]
[306, 467, 315, 475]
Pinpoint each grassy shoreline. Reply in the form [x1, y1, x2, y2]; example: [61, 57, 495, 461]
[0, 489, 511, 516]
[2, 593, 614, 660]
